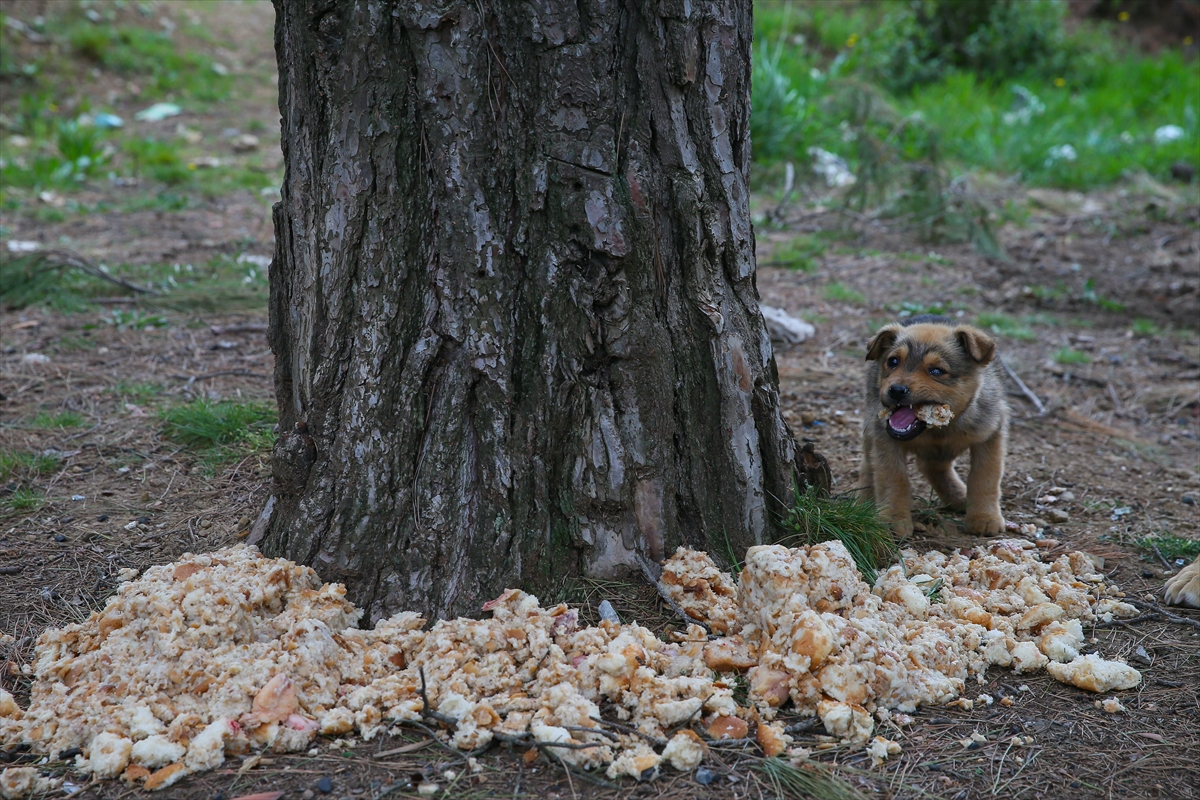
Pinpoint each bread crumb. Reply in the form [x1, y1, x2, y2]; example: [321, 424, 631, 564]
[916, 404, 954, 427]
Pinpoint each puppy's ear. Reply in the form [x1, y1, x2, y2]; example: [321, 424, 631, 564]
[955, 325, 996, 365]
[865, 325, 901, 361]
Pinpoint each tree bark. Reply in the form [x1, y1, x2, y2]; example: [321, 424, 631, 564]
[265, 0, 828, 623]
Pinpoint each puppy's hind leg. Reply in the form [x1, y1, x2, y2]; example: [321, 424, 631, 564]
[965, 429, 1006, 535]
[917, 455, 968, 512]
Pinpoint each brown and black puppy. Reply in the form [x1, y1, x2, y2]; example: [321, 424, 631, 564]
[859, 315, 1008, 537]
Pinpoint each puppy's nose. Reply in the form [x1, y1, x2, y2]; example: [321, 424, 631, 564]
[888, 385, 911, 403]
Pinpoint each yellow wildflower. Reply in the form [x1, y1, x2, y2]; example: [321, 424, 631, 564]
[1054, 77, 1065, 88]
[846, 33, 858, 48]
[1118, 11, 1130, 22]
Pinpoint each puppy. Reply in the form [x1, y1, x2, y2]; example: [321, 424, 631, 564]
[1164, 554, 1200, 609]
[859, 315, 1008, 537]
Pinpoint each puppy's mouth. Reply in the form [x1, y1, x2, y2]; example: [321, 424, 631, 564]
[885, 405, 926, 441]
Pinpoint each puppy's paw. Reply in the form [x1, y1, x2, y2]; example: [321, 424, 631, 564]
[1164, 555, 1200, 609]
[891, 518, 914, 539]
[965, 513, 1005, 536]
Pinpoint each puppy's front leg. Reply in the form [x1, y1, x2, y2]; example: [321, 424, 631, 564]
[872, 444, 913, 537]
[858, 431, 876, 502]
[965, 429, 1006, 535]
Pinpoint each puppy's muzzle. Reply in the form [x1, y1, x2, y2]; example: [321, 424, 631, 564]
[882, 386, 927, 440]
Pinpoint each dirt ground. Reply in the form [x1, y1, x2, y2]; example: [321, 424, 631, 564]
[2, 3, 1199, 800]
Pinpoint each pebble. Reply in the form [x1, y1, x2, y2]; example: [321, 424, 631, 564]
[96, 514, 108, 522]
[237, 515, 251, 529]
[200, 519, 213, 529]
[137, 516, 151, 524]
[1182, 494, 1196, 506]
[1045, 508, 1070, 524]
[1058, 490, 1076, 502]
[53, 534, 67, 543]
[302, 789, 315, 799]
[695, 767, 717, 785]
[800, 411, 817, 425]
[316, 776, 332, 793]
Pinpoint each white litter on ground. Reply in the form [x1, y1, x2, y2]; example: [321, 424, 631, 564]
[0, 539, 1141, 793]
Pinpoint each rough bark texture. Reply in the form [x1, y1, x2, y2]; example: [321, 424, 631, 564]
[265, 0, 827, 623]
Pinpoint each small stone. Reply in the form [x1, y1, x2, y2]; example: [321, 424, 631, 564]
[1032, 517, 1050, 528]
[53, 534, 67, 543]
[200, 519, 213, 529]
[137, 516, 151, 524]
[1181, 494, 1196, 506]
[800, 411, 817, 425]
[237, 515, 251, 529]
[1045, 508, 1069, 524]
[316, 776, 332, 794]
[302, 789, 315, 799]
[695, 767, 717, 785]
[1058, 491, 1076, 502]
[97, 514, 109, 522]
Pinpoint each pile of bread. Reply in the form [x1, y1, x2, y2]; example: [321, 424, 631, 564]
[0, 539, 1141, 795]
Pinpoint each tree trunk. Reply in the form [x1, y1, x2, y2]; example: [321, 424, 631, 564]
[264, 0, 828, 624]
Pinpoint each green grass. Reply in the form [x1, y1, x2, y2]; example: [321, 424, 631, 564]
[67, 22, 229, 101]
[752, 7, 1199, 191]
[160, 399, 277, 476]
[109, 381, 164, 402]
[824, 283, 866, 304]
[752, 756, 869, 800]
[30, 411, 86, 429]
[1130, 318, 1162, 337]
[2, 487, 44, 513]
[1, 253, 269, 313]
[160, 399, 276, 449]
[1137, 534, 1200, 562]
[765, 234, 826, 271]
[1053, 347, 1091, 365]
[776, 485, 897, 586]
[0, 450, 60, 482]
[976, 312, 1038, 341]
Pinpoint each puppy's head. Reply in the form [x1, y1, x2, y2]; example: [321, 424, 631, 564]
[865, 316, 995, 441]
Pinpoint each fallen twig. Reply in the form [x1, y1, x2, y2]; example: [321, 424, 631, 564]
[1125, 598, 1200, 631]
[1150, 544, 1174, 571]
[170, 370, 271, 382]
[998, 356, 1046, 416]
[589, 716, 667, 748]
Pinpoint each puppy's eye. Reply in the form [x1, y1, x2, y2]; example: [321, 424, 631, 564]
[886, 356, 900, 368]
[929, 367, 947, 377]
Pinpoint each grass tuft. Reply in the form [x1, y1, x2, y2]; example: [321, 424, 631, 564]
[752, 756, 869, 800]
[824, 283, 866, 305]
[1053, 347, 1091, 365]
[0, 450, 60, 482]
[2, 487, 45, 513]
[160, 399, 276, 449]
[976, 312, 1037, 341]
[777, 485, 897, 586]
[1137, 534, 1200, 562]
[30, 411, 86, 429]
